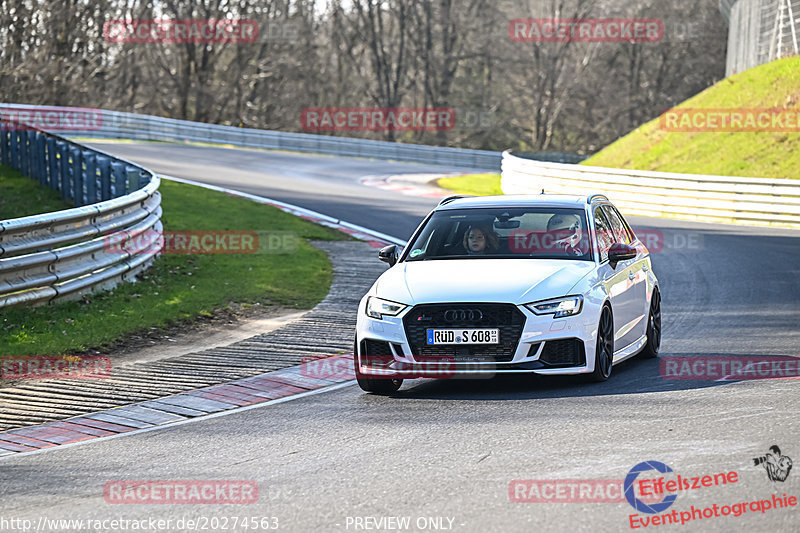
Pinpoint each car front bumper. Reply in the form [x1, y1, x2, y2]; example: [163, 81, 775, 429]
[355, 301, 600, 378]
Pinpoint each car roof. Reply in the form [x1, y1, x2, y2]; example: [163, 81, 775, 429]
[436, 194, 601, 210]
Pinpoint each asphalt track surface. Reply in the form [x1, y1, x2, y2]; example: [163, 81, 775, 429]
[1, 142, 798, 532]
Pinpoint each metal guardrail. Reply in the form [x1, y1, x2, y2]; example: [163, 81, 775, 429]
[0, 116, 162, 309]
[0, 104, 502, 171]
[501, 151, 800, 229]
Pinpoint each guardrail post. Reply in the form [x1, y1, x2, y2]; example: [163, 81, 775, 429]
[46, 137, 57, 189]
[58, 141, 71, 201]
[71, 147, 84, 206]
[98, 156, 111, 200]
[85, 152, 97, 204]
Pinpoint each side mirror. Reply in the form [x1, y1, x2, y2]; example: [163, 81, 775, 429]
[378, 245, 399, 267]
[608, 242, 637, 269]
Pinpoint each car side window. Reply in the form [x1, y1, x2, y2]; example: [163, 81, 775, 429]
[609, 205, 637, 243]
[601, 205, 632, 245]
[593, 207, 614, 262]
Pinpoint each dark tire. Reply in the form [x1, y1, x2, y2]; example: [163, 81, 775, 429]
[590, 305, 614, 382]
[354, 338, 403, 394]
[639, 290, 661, 359]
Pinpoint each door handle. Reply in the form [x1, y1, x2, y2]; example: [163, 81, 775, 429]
[642, 264, 649, 272]
[628, 271, 636, 280]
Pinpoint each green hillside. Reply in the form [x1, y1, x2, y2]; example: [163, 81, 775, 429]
[583, 57, 800, 179]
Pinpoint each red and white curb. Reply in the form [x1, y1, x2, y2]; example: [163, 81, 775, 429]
[0, 178, 408, 459]
[0, 355, 357, 459]
[360, 173, 463, 199]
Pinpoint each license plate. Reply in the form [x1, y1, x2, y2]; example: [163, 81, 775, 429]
[426, 329, 499, 345]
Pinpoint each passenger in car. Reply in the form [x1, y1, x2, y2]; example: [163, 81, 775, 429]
[463, 224, 500, 255]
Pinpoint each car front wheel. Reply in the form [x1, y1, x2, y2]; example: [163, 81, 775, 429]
[590, 305, 614, 382]
[639, 290, 661, 359]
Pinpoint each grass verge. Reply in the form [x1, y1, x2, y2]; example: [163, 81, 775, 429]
[0, 176, 349, 356]
[437, 173, 503, 196]
[0, 165, 73, 219]
[582, 57, 800, 179]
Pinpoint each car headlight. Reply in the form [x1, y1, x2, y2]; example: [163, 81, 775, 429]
[366, 297, 407, 319]
[525, 295, 584, 318]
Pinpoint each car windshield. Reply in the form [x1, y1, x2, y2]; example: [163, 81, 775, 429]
[404, 207, 593, 262]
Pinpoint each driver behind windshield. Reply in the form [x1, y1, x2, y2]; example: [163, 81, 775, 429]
[546, 213, 585, 255]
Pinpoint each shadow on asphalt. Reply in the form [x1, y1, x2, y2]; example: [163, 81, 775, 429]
[377, 353, 792, 401]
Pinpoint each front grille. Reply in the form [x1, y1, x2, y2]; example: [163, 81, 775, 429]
[404, 303, 525, 363]
[539, 338, 586, 366]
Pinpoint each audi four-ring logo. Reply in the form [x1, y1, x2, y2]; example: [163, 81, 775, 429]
[443, 309, 484, 322]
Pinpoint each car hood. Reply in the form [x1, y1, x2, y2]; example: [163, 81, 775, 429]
[374, 259, 594, 305]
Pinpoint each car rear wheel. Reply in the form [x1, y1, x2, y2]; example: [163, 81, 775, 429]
[354, 339, 403, 394]
[639, 290, 661, 359]
[590, 305, 614, 382]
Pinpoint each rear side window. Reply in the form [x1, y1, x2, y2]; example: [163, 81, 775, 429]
[601, 205, 632, 245]
[593, 207, 614, 262]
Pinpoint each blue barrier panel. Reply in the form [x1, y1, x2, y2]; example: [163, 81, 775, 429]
[29, 131, 40, 183]
[58, 141, 71, 201]
[28, 130, 37, 181]
[28, 130, 37, 180]
[46, 137, 58, 189]
[85, 152, 97, 204]
[10, 129, 19, 170]
[71, 147, 83, 206]
[111, 161, 124, 197]
[0, 124, 8, 166]
[35, 133, 46, 185]
[98, 156, 111, 200]
[125, 167, 138, 195]
[19, 130, 30, 176]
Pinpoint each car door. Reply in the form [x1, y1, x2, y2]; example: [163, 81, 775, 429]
[602, 204, 648, 347]
[593, 206, 638, 353]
